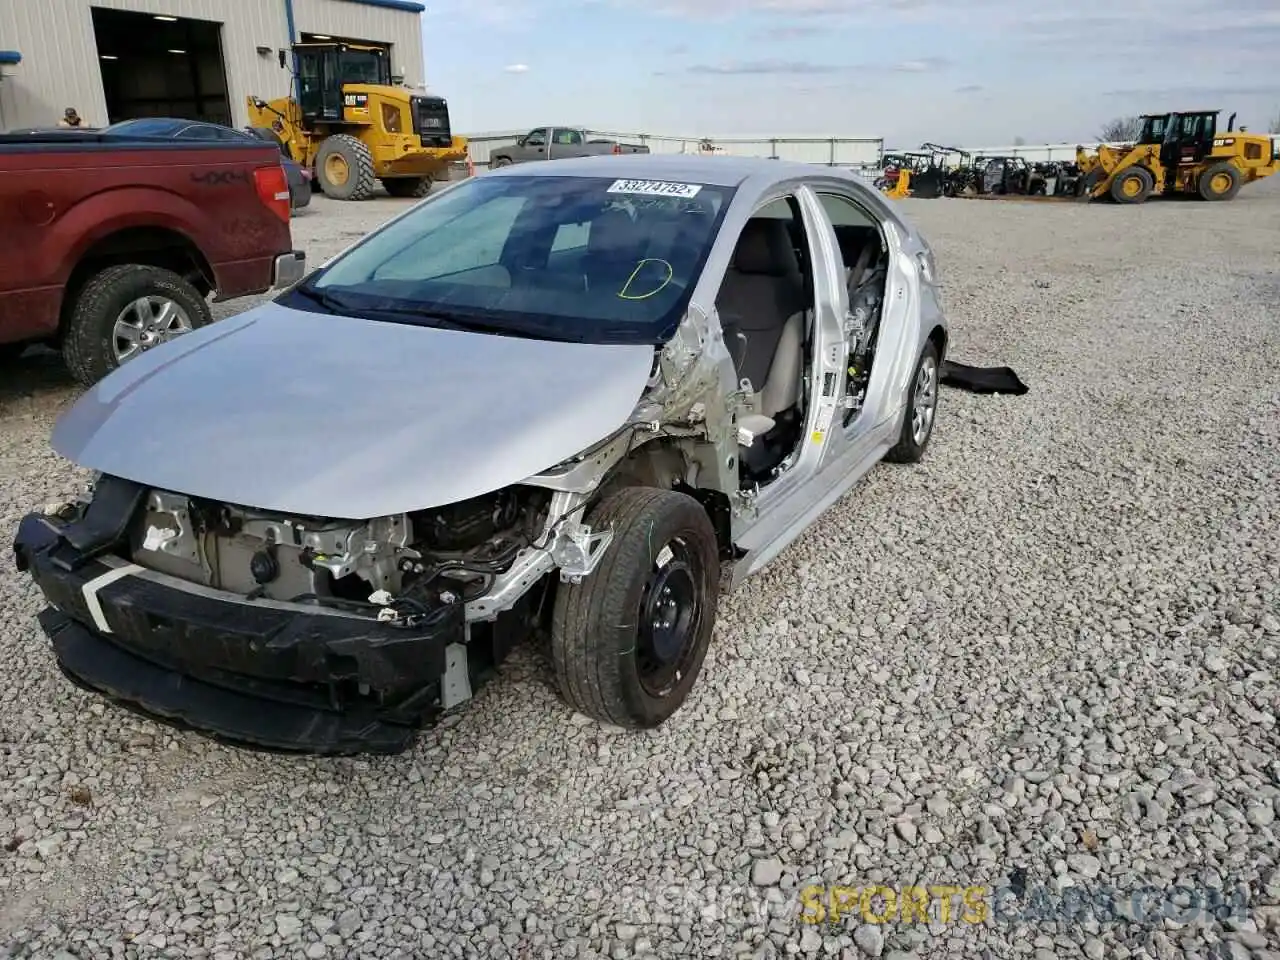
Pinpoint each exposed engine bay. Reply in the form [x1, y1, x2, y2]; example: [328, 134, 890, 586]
[129, 485, 552, 618]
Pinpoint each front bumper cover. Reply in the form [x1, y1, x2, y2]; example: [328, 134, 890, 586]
[13, 500, 464, 755]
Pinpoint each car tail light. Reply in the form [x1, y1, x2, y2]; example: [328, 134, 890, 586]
[254, 164, 291, 224]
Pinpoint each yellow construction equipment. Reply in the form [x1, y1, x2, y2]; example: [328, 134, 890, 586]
[1076, 110, 1278, 204]
[247, 42, 468, 201]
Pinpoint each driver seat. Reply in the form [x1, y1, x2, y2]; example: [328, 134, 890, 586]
[716, 218, 808, 430]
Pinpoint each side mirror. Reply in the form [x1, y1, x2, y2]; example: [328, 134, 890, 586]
[515, 137, 526, 147]
[278, 50, 287, 69]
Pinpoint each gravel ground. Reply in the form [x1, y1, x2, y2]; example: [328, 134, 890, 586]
[1, 181, 1279, 960]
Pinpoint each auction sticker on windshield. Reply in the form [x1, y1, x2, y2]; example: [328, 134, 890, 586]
[608, 179, 703, 198]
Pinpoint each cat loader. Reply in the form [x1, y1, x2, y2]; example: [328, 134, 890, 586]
[1076, 110, 1278, 204]
[247, 41, 468, 201]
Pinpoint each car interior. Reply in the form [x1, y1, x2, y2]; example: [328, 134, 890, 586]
[717, 193, 887, 490]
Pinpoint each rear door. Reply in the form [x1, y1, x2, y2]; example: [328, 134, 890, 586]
[548, 127, 586, 159]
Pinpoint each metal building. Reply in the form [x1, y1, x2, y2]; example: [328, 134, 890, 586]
[0, 0, 426, 132]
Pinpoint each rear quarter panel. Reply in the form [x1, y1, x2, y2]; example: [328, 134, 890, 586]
[0, 140, 293, 343]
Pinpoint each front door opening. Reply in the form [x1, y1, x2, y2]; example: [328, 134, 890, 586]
[91, 7, 231, 125]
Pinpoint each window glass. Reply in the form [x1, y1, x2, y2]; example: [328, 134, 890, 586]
[817, 192, 876, 227]
[289, 174, 735, 345]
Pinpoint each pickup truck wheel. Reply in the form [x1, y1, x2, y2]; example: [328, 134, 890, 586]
[490, 157, 512, 168]
[315, 134, 376, 201]
[884, 338, 940, 464]
[551, 487, 720, 729]
[381, 177, 431, 198]
[63, 264, 211, 387]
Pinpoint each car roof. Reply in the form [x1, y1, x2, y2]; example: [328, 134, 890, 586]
[484, 152, 860, 189]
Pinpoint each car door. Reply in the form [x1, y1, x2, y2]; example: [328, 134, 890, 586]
[550, 127, 585, 159]
[513, 128, 548, 163]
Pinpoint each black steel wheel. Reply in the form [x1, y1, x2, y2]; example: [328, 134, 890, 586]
[551, 487, 720, 728]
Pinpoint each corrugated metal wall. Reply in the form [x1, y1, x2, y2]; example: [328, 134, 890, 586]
[292, 0, 425, 90]
[0, 0, 423, 132]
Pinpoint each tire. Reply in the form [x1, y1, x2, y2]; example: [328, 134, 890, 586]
[62, 264, 211, 387]
[1109, 166, 1153, 204]
[551, 487, 720, 729]
[1080, 167, 1106, 198]
[490, 157, 512, 168]
[314, 134, 376, 201]
[884, 338, 941, 464]
[381, 177, 432, 198]
[245, 126, 288, 158]
[1198, 162, 1241, 201]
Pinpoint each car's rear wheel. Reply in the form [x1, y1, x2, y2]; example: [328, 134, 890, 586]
[884, 338, 941, 464]
[62, 264, 212, 387]
[490, 157, 512, 168]
[551, 487, 720, 728]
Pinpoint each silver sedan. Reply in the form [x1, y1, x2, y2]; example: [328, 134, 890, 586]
[15, 154, 948, 754]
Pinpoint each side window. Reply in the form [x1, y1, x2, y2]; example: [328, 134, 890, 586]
[555, 129, 583, 145]
[816, 192, 883, 278]
[551, 220, 590, 253]
[817, 193, 875, 228]
[525, 128, 547, 146]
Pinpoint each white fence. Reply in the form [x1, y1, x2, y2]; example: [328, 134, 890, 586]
[461, 131, 1280, 173]
[463, 129, 884, 168]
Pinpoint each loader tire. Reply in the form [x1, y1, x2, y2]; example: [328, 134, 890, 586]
[1109, 167, 1153, 204]
[1197, 162, 1241, 201]
[315, 134, 376, 201]
[381, 177, 432, 199]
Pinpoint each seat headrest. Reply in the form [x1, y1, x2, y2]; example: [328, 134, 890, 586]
[732, 218, 799, 276]
[587, 208, 644, 259]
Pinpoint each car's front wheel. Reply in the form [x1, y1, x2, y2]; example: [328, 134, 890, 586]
[884, 338, 941, 464]
[551, 487, 720, 728]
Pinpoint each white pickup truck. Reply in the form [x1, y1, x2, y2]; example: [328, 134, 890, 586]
[489, 127, 650, 166]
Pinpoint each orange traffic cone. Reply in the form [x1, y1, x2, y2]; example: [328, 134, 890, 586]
[467, 154, 476, 177]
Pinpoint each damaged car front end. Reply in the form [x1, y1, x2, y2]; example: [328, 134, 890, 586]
[13, 468, 630, 753]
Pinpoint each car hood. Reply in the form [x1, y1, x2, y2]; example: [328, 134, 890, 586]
[52, 302, 656, 518]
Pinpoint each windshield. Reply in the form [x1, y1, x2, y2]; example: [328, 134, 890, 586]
[104, 118, 178, 137]
[282, 174, 734, 344]
[341, 49, 391, 85]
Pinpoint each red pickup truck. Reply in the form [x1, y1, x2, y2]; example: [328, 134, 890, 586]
[0, 130, 305, 385]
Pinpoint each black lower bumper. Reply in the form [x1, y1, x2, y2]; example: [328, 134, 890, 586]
[14, 509, 464, 755]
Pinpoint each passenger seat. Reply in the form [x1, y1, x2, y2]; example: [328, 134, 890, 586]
[716, 218, 809, 426]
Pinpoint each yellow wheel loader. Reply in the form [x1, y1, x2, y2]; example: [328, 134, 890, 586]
[1076, 110, 1278, 204]
[247, 42, 468, 202]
